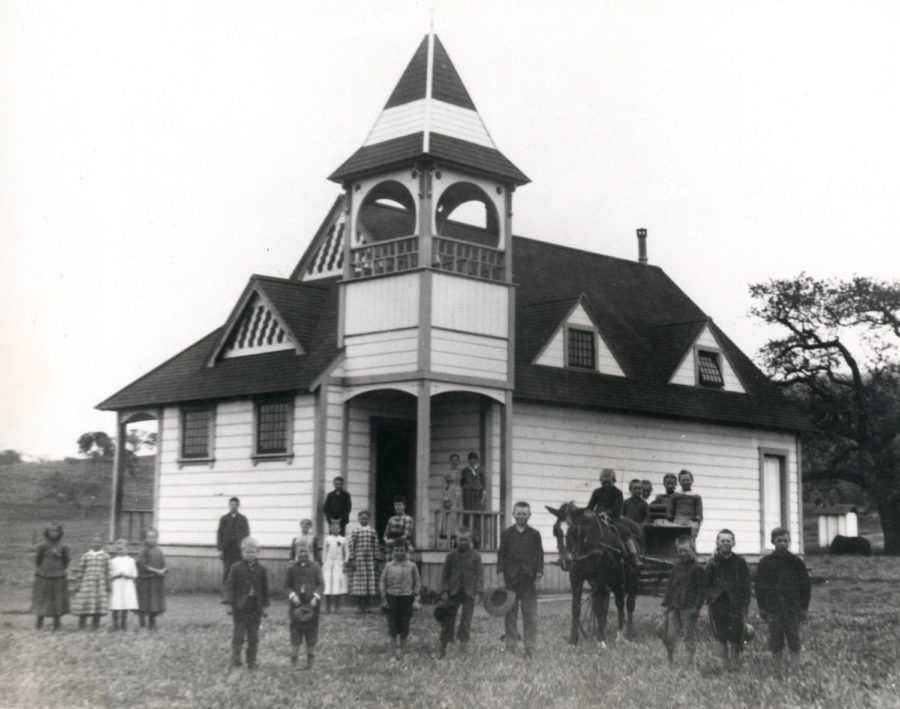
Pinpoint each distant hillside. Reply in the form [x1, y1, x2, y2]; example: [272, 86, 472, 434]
[0, 456, 156, 602]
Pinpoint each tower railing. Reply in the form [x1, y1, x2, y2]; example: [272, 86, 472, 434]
[350, 235, 504, 282]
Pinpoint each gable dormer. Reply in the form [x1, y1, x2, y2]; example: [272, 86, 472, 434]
[207, 276, 317, 366]
[533, 297, 625, 376]
[668, 321, 745, 393]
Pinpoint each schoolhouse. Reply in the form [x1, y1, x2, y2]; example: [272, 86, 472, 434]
[99, 33, 809, 591]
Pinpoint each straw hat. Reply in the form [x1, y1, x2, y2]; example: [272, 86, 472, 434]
[483, 586, 516, 617]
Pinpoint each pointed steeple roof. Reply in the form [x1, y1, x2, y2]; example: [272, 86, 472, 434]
[330, 34, 528, 185]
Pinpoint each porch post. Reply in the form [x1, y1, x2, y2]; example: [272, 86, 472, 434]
[415, 382, 431, 548]
[108, 414, 124, 541]
[500, 391, 514, 526]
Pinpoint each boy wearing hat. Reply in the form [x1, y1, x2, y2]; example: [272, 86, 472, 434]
[497, 501, 543, 657]
[755, 527, 811, 679]
[437, 528, 484, 658]
[286, 545, 324, 669]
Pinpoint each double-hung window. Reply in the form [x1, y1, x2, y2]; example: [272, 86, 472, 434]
[567, 328, 596, 369]
[697, 350, 724, 388]
[180, 405, 215, 465]
[253, 396, 294, 462]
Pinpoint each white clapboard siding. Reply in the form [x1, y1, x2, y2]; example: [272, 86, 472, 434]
[344, 272, 419, 335]
[431, 272, 508, 337]
[534, 303, 625, 376]
[512, 403, 798, 555]
[343, 330, 419, 377]
[431, 329, 508, 379]
[669, 325, 745, 393]
[155, 396, 316, 548]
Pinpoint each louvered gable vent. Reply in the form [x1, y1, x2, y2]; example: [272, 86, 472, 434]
[221, 294, 296, 359]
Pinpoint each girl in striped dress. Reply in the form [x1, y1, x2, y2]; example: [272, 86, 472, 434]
[321, 521, 348, 613]
[348, 510, 379, 613]
[71, 534, 111, 630]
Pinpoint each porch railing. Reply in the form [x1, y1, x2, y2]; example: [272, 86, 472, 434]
[432, 510, 502, 551]
[118, 509, 153, 543]
[351, 235, 419, 278]
[349, 234, 505, 283]
[433, 236, 504, 281]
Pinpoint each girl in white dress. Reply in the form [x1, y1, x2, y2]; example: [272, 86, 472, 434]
[322, 521, 348, 613]
[109, 538, 138, 630]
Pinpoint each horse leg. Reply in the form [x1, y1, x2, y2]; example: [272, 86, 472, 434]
[593, 585, 610, 649]
[613, 584, 626, 644]
[625, 572, 637, 640]
[569, 573, 581, 645]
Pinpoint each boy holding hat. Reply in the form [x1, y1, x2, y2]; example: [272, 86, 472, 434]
[286, 545, 324, 669]
[437, 528, 484, 658]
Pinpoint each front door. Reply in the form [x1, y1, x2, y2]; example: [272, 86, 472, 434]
[373, 419, 416, 541]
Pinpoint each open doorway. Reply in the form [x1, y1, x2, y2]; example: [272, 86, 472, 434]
[373, 418, 416, 541]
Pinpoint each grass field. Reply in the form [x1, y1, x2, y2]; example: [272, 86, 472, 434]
[2, 461, 899, 708]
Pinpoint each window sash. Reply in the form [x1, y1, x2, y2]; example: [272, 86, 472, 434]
[697, 350, 724, 387]
[567, 328, 596, 369]
[256, 400, 291, 454]
[181, 408, 212, 459]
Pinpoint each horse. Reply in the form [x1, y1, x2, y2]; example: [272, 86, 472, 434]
[547, 502, 643, 647]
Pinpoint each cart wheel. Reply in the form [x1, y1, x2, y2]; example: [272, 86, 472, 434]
[579, 584, 598, 639]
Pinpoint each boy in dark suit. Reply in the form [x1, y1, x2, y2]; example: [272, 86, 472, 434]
[497, 501, 544, 657]
[437, 528, 484, 658]
[217, 497, 250, 581]
[286, 545, 324, 669]
[223, 536, 269, 669]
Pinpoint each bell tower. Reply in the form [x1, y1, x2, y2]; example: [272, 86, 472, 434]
[328, 33, 528, 537]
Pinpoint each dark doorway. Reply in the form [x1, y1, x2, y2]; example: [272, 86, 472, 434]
[373, 419, 416, 541]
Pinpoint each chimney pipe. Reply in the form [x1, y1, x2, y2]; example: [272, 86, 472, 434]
[637, 228, 648, 265]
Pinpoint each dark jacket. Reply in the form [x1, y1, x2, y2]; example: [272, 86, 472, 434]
[587, 486, 623, 518]
[323, 489, 352, 525]
[663, 559, 705, 610]
[223, 560, 269, 611]
[217, 512, 250, 552]
[460, 465, 485, 492]
[286, 561, 324, 604]
[441, 548, 484, 598]
[622, 497, 650, 524]
[755, 550, 811, 617]
[497, 525, 544, 582]
[705, 553, 751, 611]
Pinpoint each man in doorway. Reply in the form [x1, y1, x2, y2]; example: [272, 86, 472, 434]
[217, 497, 250, 582]
[323, 476, 353, 536]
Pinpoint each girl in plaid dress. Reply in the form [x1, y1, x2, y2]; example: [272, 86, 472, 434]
[348, 510, 379, 612]
[71, 534, 111, 630]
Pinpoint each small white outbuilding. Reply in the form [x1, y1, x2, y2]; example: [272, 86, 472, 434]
[816, 504, 858, 548]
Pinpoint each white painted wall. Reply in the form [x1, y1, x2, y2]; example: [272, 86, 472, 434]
[431, 272, 508, 337]
[344, 272, 419, 335]
[156, 396, 316, 548]
[669, 324, 745, 393]
[432, 328, 507, 380]
[343, 329, 419, 377]
[512, 403, 799, 555]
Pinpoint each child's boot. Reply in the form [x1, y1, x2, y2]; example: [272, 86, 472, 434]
[789, 650, 801, 676]
[666, 646, 675, 665]
[399, 636, 407, 660]
[231, 645, 243, 667]
[437, 641, 447, 659]
[247, 643, 258, 669]
[139, 612, 147, 628]
[290, 644, 299, 665]
[306, 652, 314, 669]
[459, 640, 468, 655]
[91, 614, 101, 630]
[121, 612, 128, 631]
[36, 616, 44, 630]
[78, 616, 87, 630]
[390, 636, 399, 661]
[148, 613, 157, 631]
[333, 595, 341, 615]
[52, 616, 61, 631]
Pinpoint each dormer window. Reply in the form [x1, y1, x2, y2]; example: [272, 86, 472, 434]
[567, 328, 596, 369]
[697, 350, 724, 388]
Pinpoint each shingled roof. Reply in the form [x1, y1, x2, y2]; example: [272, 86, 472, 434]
[99, 222, 808, 432]
[329, 34, 528, 185]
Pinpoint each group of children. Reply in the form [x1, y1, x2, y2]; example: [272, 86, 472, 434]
[32, 523, 166, 631]
[662, 527, 811, 679]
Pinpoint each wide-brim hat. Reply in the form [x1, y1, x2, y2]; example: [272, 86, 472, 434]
[433, 600, 454, 623]
[291, 605, 316, 626]
[483, 586, 516, 617]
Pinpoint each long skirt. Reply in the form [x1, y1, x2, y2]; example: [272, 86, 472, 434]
[136, 576, 166, 614]
[33, 577, 69, 617]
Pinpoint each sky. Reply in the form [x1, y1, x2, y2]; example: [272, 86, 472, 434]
[2, 0, 899, 460]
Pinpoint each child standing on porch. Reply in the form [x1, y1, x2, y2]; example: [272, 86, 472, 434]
[71, 534, 111, 630]
[109, 538, 138, 630]
[136, 528, 166, 630]
[348, 510, 379, 613]
[322, 520, 348, 613]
